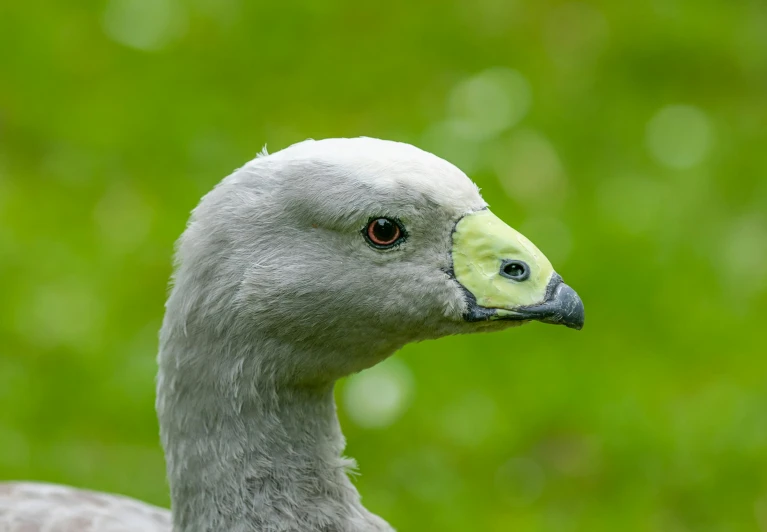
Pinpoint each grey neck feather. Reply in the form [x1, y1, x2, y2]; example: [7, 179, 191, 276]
[157, 333, 394, 532]
[152, 139, 484, 531]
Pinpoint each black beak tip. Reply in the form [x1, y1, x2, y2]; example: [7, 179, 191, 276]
[548, 281, 585, 330]
[513, 277, 585, 330]
[566, 315, 584, 330]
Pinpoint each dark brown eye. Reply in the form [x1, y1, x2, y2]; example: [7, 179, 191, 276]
[364, 218, 404, 248]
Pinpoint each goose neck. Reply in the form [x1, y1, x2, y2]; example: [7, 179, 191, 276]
[157, 337, 392, 532]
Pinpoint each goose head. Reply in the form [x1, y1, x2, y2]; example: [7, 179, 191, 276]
[168, 137, 583, 384]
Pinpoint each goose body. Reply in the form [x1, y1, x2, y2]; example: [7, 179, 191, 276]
[0, 138, 583, 531]
[0, 482, 171, 531]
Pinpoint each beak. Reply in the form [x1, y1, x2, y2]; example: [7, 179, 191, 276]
[498, 273, 584, 330]
[451, 209, 584, 330]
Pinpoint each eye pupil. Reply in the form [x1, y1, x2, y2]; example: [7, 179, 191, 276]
[501, 260, 530, 281]
[373, 219, 396, 241]
[365, 218, 403, 248]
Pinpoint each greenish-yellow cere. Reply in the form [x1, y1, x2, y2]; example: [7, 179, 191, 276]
[452, 210, 554, 315]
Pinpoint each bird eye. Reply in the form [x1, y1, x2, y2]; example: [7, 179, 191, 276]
[364, 218, 404, 249]
[500, 260, 530, 281]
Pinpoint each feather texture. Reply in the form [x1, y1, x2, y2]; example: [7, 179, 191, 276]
[0, 482, 170, 532]
[0, 137, 542, 532]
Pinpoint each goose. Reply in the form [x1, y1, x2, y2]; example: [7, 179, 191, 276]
[0, 137, 584, 532]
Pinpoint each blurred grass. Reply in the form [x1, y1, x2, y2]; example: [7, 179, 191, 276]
[1, 0, 766, 530]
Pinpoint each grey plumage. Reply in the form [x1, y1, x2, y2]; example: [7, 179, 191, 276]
[1, 137, 574, 531]
[0, 482, 170, 531]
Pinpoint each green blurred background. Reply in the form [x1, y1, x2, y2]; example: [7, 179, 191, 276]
[1, 0, 766, 530]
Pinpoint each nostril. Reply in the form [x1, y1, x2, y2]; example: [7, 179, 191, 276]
[500, 260, 530, 281]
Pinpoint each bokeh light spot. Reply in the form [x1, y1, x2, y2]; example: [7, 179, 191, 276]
[102, 0, 188, 51]
[448, 68, 532, 141]
[646, 105, 713, 169]
[420, 120, 483, 175]
[492, 130, 567, 209]
[720, 213, 767, 300]
[343, 357, 414, 429]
